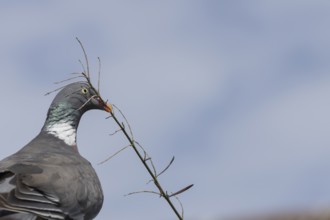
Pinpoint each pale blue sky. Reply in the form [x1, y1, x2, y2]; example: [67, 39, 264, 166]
[1, 1, 330, 220]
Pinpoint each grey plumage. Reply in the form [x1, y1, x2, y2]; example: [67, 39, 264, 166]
[0, 82, 111, 220]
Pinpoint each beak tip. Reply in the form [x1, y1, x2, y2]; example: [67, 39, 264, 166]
[105, 103, 113, 113]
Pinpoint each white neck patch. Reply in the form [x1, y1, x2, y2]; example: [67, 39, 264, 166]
[46, 121, 77, 146]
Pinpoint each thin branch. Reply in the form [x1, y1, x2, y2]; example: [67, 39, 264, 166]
[169, 184, 194, 198]
[44, 85, 67, 96]
[157, 156, 175, 178]
[109, 129, 122, 136]
[147, 158, 157, 178]
[135, 141, 148, 161]
[76, 37, 90, 78]
[98, 145, 131, 165]
[134, 141, 157, 176]
[124, 190, 161, 197]
[109, 108, 186, 220]
[97, 57, 101, 94]
[76, 95, 98, 111]
[78, 60, 87, 76]
[54, 75, 84, 84]
[174, 196, 184, 219]
[147, 156, 175, 184]
[113, 104, 134, 140]
[60, 39, 192, 219]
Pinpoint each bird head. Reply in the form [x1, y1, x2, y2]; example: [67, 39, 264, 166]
[49, 81, 112, 114]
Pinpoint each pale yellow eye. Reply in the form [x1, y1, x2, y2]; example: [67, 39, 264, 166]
[81, 87, 88, 94]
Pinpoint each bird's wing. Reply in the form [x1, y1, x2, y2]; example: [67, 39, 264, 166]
[0, 210, 39, 220]
[0, 163, 67, 220]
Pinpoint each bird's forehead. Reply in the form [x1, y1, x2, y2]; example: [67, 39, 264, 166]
[69, 82, 90, 90]
[62, 82, 91, 94]
[51, 82, 93, 103]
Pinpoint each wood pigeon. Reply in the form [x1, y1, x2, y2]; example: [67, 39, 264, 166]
[0, 81, 112, 220]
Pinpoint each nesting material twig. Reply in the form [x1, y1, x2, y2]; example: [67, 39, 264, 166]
[98, 145, 131, 165]
[107, 105, 193, 220]
[73, 38, 193, 220]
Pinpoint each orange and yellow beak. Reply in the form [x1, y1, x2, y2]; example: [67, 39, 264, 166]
[104, 102, 113, 113]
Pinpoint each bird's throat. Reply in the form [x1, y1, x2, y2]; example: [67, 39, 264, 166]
[46, 121, 77, 146]
[42, 104, 82, 146]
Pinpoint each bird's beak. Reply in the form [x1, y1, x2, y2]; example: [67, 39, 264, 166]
[104, 102, 113, 113]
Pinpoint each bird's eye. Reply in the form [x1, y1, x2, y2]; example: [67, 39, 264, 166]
[81, 87, 88, 94]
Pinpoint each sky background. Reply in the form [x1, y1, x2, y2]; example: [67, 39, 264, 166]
[0, 1, 330, 220]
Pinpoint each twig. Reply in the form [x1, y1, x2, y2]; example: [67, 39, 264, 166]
[109, 109, 185, 220]
[54, 76, 84, 84]
[133, 141, 148, 159]
[76, 37, 90, 78]
[113, 104, 134, 140]
[67, 38, 192, 220]
[76, 95, 98, 111]
[147, 156, 175, 184]
[174, 196, 185, 219]
[124, 190, 161, 197]
[134, 141, 157, 175]
[98, 145, 131, 165]
[169, 184, 194, 198]
[44, 85, 67, 96]
[97, 57, 101, 94]
[157, 156, 175, 178]
[109, 129, 122, 136]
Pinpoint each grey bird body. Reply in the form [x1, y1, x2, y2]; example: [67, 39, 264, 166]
[0, 82, 111, 220]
